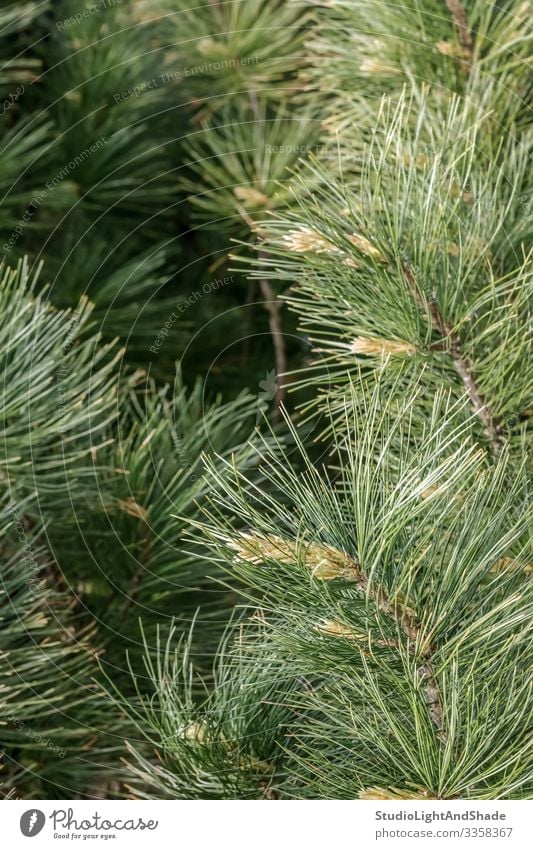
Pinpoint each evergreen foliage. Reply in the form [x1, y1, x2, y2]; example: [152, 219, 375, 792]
[0, 259, 263, 797]
[121, 386, 532, 799]
[0, 260, 124, 796]
[0, 0, 531, 802]
[118, 0, 532, 801]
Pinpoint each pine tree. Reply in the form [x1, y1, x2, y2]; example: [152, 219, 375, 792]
[121, 386, 532, 799]
[1, 0, 530, 802]
[0, 253, 275, 796]
[0, 259, 124, 797]
[1, 0, 313, 385]
[1, 0, 313, 798]
[117, 1, 532, 800]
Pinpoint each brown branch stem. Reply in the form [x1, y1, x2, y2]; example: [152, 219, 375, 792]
[445, 0, 474, 67]
[236, 534, 445, 738]
[402, 261, 503, 452]
[258, 271, 287, 419]
[237, 205, 288, 420]
[248, 88, 261, 122]
[352, 560, 445, 739]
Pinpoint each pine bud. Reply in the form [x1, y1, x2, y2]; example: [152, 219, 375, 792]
[347, 233, 387, 261]
[360, 59, 398, 75]
[491, 557, 533, 577]
[350, 337, 416, 356]
[117, 497, 148, 521]
[283, 227, 338, 255]
[228, 533, 360, 581]
[435, 41, 471, 60]
[234, 186, 269, 207]
[25, 613, 48, 629]
[315, 619, 363, 640]
[359, 786, 437, 800]
[183, 722, 207, 743]
[315, 620, 399, 650]
[196, 38, 221, 58]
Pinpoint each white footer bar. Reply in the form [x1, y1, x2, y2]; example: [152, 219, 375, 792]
[2, 799, 531, 848]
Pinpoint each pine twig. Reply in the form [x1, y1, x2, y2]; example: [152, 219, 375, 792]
[258, 254, 287, 419]
[237, 204, 288, 419]
[402, 261, 503, 452]
[355, 567, 445, 740]
[233, 535, 445, 739]
[240, 90, 287, 417]
[445, 0, 474, 67]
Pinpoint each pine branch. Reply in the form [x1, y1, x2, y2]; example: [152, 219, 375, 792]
[444, 0, 474, 67]
[258, 255, 287, 418]
[401, 261, 503, 452]
[235, 532, 445, 739]
[136, 382, 531, 799]
[237, 203, 290, 420]
[237, 91, 287, 416]
[354, 565, 445, 740]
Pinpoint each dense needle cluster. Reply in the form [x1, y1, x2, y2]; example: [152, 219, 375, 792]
[0, 1, 531, 800]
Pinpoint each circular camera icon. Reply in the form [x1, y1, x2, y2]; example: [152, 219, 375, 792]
[20, 809, 46, 837]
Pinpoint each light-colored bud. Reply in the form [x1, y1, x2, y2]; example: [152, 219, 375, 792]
[360, 59, 398, 75]
[315, 620, 363, 640]
[283, 227, 338, 255]
[347, 233, 386, 261]
[316, 620, 398, 648]
[117, 497, 148, 521]
[436, 41, 470, 60]
[234, 186, 269, 207]
[350, 337, 415, 356]
[25, 613, 48, 629]
[228, 533, 360, 581]
[196, 38, 221, 57]
[183, 722, 207, 742]
[359, 786, 437, 800]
